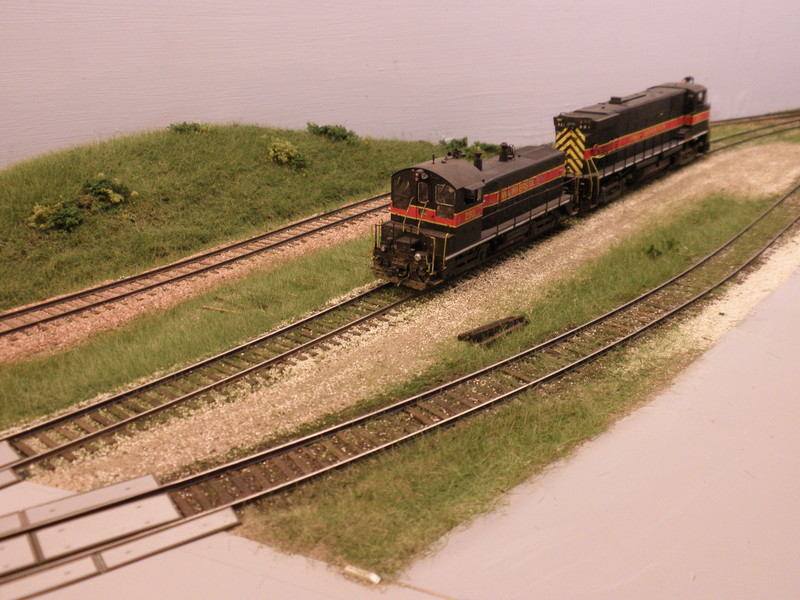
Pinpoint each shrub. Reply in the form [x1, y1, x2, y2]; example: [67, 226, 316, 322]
[306, 122, 359, 143]
[26, 173, 138, 232]
[80, 173, 138, 209]
[26, 201, 84, 232]
[439, 137, 500, 157]
[267, 139, 307, 169]
[168, 122, 213, 134]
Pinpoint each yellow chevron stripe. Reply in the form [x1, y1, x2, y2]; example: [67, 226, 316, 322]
[555, 129, 572, 144]
[555, 127, 586, 175]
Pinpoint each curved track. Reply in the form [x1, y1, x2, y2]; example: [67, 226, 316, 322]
[2, 179, 798, 592]
[0, 193, 390, 338]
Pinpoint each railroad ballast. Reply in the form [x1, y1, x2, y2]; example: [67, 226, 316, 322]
[372, 77, 711, 289]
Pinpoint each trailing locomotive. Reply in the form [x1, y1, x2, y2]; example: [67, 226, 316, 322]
[554, 77, 710, 211]
[372, 78, 710, 289]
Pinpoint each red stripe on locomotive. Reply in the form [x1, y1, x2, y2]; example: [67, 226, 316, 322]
[583, 112, 710, 159]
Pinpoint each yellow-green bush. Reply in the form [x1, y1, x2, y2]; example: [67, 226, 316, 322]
[266, 139, 307, 169]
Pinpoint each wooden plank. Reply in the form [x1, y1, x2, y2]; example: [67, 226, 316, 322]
[286, 450, 314, 475]
[91, 412, 114, 426]
[320, 438, 350, 461]
[419, 400, 449, 420]
[105, 404, 130, 420]
[74, 417, 99, 433]
[405, 406, 436, 426]
[206, 478, 235, 504]
[10, 438, 37, 457]
[228, 471, 255, 496]
[35, 432, 60, 449]
[269, 456, 298, 481]
[53, 426, 80, 441]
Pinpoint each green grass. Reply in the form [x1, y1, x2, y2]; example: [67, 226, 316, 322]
[240, 342, 688, 575]
[0, 125, 438, 310]
[0, 237, 374, 429]
[235, 189, 794, 576]
[710, 117, 800, 146]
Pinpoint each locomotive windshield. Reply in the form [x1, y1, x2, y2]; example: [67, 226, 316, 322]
[436, 184, 455, 205]
[392, 173, 412, 209]
[435, 183, 455, 218]
[418, 182, 430, 206]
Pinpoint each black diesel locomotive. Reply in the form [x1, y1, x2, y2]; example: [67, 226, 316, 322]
[372, 77, 710, 289]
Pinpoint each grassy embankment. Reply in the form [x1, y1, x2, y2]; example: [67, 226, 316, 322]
[0, 124, 438, 311]
[221, 187, 796, 576]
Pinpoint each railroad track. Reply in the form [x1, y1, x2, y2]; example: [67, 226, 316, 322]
[0, 283, 418, 476]
[710, 118, 800, 153]
[3, 179, 798, 595]
[2, 112, 795, 341]
[2, 119, 797, 474]
[0, 193, 390, 339]
[710, 109, 800, 126]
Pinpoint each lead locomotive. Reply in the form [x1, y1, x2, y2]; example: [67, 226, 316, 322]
[372, 78, 710, 289]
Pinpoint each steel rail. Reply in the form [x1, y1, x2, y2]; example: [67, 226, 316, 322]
[708, 124, 800, 154]
[3, 179, 797, 550]
[3, 116, 796, 472]
[1, 283, 419, 472]
[710, 109, 800, 126]
[711, 118, 800, 145]
[3, 113, 795, 339]
[0, 193, 390, 337]
[2, 197, 798, 592]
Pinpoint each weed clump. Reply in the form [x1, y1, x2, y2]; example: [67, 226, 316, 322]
[169, 122, 213, 134]
[79, 173, 137, 209]
[307, 122, 359, 143]
[439, 137, 500, 157]
[267, 139, 307, 169]
[644, 238, 680, 259]
[26, 173, 138, 232]
[27, 201, 84, 232]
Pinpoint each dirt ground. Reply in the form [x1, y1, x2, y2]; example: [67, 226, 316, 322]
[29, 142, 800, 492]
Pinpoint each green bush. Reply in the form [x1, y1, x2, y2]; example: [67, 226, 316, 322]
[80, 173, 137, 209]
[26, 173, 137, 232]
[306, 122, 359, 143]
[26, 201, 83, 232]
[168, 122, 213, 134]
[439, 137, 500, 156]
[266, 139, 307, 169]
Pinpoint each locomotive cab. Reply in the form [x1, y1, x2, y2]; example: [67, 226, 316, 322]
[374, 159, 486, 288]
[374, 146, 568, 290]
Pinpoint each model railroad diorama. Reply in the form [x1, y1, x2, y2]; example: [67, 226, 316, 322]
[2, 79, 800, 597]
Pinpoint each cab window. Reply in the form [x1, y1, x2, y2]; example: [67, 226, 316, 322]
[392, 173, 412, 209]
[435, 184, 455, 206]
[435, 183, 456, 218]
[418, 182, 429, 206]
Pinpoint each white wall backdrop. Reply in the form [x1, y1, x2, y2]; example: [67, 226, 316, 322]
[1, 0, 798, 167]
